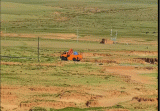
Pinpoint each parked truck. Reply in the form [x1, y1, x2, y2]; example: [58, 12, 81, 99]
[60, 49, 82, 61]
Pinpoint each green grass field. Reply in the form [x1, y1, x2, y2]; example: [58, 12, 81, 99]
[1, 0, 158, 39]
[1, 36, 158, 64]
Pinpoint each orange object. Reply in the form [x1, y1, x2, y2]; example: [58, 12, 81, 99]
[60, 49, 82, 61]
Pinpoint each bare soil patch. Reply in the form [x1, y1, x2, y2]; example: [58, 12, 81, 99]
[20, 101, 76, 109]
[105, 109, 130, 111]
[97, 96, 133, 108]
[57, 91, 91, 102]
[1, 81, 157, 110]
[81, 58, 117, 64]
[1, 33, 77, 40]
[1, 61, 23, 66]
[1, 91, 18, 102]
[103, 90, 130, 97]
[112, 51, 158, 56]
[105, 66, 155, 84]
[1, 61, 63, 67]
[56, 90, 105, 105]
[1, 86, 20, 110]
[82, 52, 112, 58]
[86, 100, 100, 107]
[28, 87, 61, 93]
[1, 32, 101, 42]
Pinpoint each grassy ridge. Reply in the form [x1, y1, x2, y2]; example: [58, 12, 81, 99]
[1, 0, 158, 38]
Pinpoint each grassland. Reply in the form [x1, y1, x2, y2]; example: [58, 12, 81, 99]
[1, 36, 158, 111]
[1, 0, 158, 111]
[1, 0, 158, 39]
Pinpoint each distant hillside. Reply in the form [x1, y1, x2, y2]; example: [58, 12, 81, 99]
[1, 0, 158, 39]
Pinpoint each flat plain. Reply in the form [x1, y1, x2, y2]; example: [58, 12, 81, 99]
[1, 0, 158, 111]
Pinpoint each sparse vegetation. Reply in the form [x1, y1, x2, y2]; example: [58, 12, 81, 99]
[1, 0, 158, 111]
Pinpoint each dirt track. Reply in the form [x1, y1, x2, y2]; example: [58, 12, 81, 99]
[1, 32, 100, 42]
[1, 32, 158, 45]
